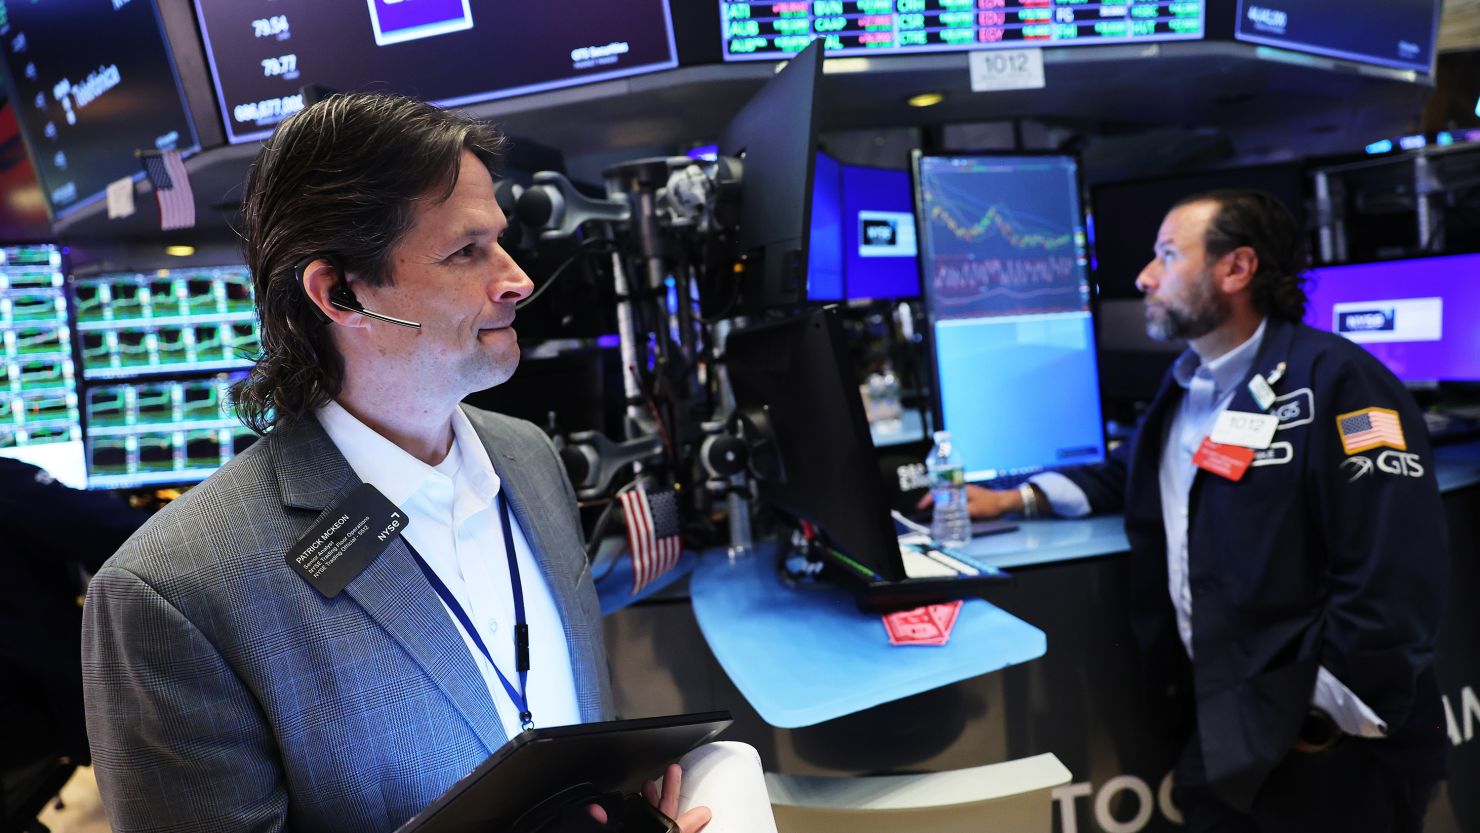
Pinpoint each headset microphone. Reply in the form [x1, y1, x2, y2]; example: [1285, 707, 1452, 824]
[296, 256, 422, 330]
[328, 285, 422, 330]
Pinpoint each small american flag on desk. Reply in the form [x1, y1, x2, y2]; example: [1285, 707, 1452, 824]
[1336, 407, 1406, 455]
[138, 149, 195, 231]
[619, 484, 682, 594]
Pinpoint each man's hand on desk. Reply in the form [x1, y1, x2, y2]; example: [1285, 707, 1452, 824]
[917, 484, 1040, 520]
[586, 764, 711, 832]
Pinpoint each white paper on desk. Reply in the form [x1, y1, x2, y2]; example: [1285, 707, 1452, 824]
[106, 176, 135, 219]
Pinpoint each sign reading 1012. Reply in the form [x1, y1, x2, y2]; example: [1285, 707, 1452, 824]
[968, 48, 1046, 92]
[261, 54, 299, 80]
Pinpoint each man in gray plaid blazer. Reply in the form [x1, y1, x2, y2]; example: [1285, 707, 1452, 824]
[81, 94, 710, 832]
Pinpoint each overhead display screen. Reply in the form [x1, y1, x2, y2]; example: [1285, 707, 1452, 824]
[0, 0, 197, 218]
[195, 0, 680, 144]
[720, 0, 1204, 61]
[1235, 0, 1439, 72]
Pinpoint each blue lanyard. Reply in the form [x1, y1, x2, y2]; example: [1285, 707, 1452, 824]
[404, 494, 534, 731]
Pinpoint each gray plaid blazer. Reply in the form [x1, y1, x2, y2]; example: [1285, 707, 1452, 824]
[82, 405, 613, 832]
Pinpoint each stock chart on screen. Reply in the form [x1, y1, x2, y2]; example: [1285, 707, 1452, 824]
[720, 0, 1204, 61]
[72, 266, 259, 380]
[916, 155, 1091, 319]
[914, 153, 1104, 482]
[1, 243, 86, 486]
[83, 372, 257, 490]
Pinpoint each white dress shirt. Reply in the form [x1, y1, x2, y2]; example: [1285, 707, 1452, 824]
[317, 401, 582, 739]
[1030, 322, 1386, 737]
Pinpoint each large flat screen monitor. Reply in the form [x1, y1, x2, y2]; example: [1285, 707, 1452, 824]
[720, 0, 1205, 62]
[1234, 0, 1440, 73]
[0, 0, 198, 218]
[912, 151, 1105, 482]
[72, 266, 259, 381]
[809, 151, 919, 302]
[1, 243, 85, 487]
[83, 371, 257, 490]
[1304, 252, 1480, 384]
[195, 0, 680, 144]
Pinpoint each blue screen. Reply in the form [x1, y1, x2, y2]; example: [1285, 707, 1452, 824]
[807, 153, 919, 301]
[915, 153, 1104, 481]
[842, 165, 919, 300]
[807, 152, 844, 302]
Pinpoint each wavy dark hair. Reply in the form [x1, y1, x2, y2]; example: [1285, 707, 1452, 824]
[1172, 188, 1309, 322]
[232, 93, 507, 434]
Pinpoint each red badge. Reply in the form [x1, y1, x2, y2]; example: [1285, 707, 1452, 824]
[1193, 437, 1254, 482]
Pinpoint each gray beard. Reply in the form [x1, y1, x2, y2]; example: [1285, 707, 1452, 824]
[1146, 303, 1224, 341]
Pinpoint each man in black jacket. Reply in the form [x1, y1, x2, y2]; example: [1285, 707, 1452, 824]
[1, 456, 146, 769]
[959, 190, 1448, 831]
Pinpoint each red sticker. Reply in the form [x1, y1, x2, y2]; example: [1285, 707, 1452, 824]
[883, 601, 964, 646]
[1193, 437, 1254, 482]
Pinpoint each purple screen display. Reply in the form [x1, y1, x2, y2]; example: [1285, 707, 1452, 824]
[1304, 252, 1480, 381]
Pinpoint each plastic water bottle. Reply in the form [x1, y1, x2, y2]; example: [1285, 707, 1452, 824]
[927, 430, 971, 549]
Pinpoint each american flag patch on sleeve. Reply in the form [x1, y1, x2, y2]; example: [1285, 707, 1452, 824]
[1336, 407, 1406, 455]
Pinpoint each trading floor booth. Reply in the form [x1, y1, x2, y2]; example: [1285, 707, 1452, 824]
[4, 0, 1479, 831]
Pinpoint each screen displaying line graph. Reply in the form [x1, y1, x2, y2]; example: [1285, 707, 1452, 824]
[912, 152, 1104, 483]
[1, 243, 86, 487]
[72, 266, 259, 379]
[915, 155, 1090, 319]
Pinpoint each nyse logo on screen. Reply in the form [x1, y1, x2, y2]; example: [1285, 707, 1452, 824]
[1338, 309, 1395, 334]
[1331, 297, 1442, 344]
[857, 210, 917, 258]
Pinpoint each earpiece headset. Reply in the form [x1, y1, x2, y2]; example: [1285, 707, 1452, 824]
[294, 256, 421, 330]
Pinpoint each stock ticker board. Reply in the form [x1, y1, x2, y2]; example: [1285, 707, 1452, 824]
[720, 0, 1204, 61]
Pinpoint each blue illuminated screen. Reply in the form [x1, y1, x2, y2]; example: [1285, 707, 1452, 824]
[914, 153, 1104, 481]
[808, 152, 919, 301]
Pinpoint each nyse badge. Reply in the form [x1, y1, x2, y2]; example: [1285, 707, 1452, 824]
[1273, 388, 1313, 430]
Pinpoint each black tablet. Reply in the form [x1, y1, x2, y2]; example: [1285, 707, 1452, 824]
[395, 711, 733, 833]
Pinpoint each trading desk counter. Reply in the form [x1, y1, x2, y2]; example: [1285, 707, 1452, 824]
[600, 442, 1480, 832]
[688, 542, 1046, 728]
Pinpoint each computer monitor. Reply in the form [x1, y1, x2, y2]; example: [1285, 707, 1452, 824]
[806, 151, 845, 302]
[912, 151, 1106, 482]
[725, 308, 903, 583]
[83, 371, 257, 490]
[194, 0, 680, 145]
[719, 39, 823, 314]
[71, 266, 259, 381]
[0, 0, 198, 218]
[1233, 0, 1440, 73]
[0, 243, 86, 488]
[809, 151, 920, 302]
[1304, 252, 1480, 383]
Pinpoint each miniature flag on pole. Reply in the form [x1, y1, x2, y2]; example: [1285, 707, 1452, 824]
[138, 149, 195, 231]
[619, 485, 682, 594]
